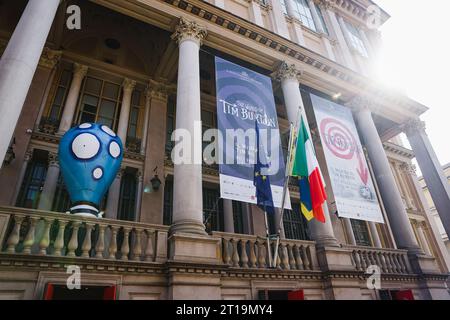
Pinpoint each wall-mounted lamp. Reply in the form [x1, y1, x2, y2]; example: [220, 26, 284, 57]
[144, 166, 162, 193]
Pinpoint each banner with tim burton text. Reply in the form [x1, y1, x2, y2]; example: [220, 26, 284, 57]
[215, 57, 291, 209]
[311, 93, 384, 223]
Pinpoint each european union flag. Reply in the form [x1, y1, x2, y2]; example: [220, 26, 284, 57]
[253, 121, 275, 215]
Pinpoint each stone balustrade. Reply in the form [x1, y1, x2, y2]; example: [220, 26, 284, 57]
[0, 206, 168, 263]
[344, 245, 412, 274]
[213, 232, 318, 271]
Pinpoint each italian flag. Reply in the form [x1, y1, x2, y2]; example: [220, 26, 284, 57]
[291, 116, 327, 223]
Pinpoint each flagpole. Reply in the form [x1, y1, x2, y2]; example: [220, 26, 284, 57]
[272, 107, 301, 268]
[263, 204, 272, 268]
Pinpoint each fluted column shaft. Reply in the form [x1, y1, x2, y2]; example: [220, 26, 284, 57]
[38, 152, 60, 210]
[352, 102, 421, 253]
[170, 18, 207, 235]
[276, 62, 338, 247]
[405, 119, 450, 243]
[223, 199, 235, 233]
[0, 0, 61, 165]
[117, 79, 137, 144]
[57, 63, 88, 133]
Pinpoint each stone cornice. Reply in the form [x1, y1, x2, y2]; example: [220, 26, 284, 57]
[144, 0, 424, 121]
[383, 141, 415, 160]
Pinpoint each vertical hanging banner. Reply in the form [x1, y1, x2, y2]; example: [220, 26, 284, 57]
[311, 93, 384, 223]
[215, 57, 291, 209]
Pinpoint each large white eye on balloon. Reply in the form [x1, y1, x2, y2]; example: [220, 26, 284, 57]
[109, 141, 121, 158]
[101, 125, 116, 137]
[71, 133, 100, 160]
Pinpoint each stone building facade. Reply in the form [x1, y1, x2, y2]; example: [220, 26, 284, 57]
[0, 0, 449, 300]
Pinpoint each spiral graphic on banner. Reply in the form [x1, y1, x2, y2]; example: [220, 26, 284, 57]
[320, 118, 357, 160]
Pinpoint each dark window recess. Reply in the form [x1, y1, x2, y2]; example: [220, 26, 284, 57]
[379, 289, 415, 300]
[52, 173, 71, 213]
[351, 219, 372, 247]
[232, 201, 245, 234]
[163, 179, 173, 226]
[16, 150, 48, 209]
[117, 170, 137, 221]
[203, 187, 223, 233]
[283, 203, 310, 240]
[259, 290, 304, 300]
[44, 284, 116, 300]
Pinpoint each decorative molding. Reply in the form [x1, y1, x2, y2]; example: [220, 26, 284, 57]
[73, 62, 88, 79]
[171, 17, 207, 46]
[48, 152, 59, 167]
[147, 80, 170, 101]
[39, 47, 62, 69]
[275, 61, 302, 81]
[123, 78, 137, 92]
[403, 118, 426, 136]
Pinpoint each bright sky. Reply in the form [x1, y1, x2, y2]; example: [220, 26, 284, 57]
[373, 0, 450, 167]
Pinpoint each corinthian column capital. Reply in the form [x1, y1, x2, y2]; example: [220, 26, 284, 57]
[171, 17, 207, 46]
[39, 47, 62, 69]
[275, 61, 302, 82]
[317, 0, 334, 10]
[73, 63, 88, 79]
[123, 78, 137, 93]
[346, 95, 376, 112]
[403, 118, 426, 136]
[48, 152, 59, 167]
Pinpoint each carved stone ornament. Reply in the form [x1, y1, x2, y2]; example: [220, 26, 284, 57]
[123, 78, 137, 92]
[39, 47, 62, 69]
[171, 17, 207, 45]
[275, 61, 302, 82]
[403, 118, 426, 136]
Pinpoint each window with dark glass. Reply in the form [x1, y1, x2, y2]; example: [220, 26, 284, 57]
[163, 179, 173, 226]
[52, 173, 71, 213]
[344, 20, 369, 58]
[47, 69, 72, 123]
[127, 90, 141, 139]
[232, 201, 246, 234]
[165, 96, 176, 157]
[16, 150, 48, 209]
[203, 187, 223, 233]
[283, 203, 310, 240]
[76, 77, 122, 130]
[351, 219, 372, 246]
[117, 169, 137, 221]
[315, 3, 329, 35]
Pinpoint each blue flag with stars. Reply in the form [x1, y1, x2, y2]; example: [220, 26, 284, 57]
[253, 121, 275, 214]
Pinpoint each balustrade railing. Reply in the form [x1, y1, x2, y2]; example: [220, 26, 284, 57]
[213, 232, 318, 271]
[345, 245, 412, 274]
[0, 207, 168, 263]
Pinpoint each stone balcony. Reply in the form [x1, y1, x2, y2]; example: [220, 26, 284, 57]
[0, 206, 448, 300]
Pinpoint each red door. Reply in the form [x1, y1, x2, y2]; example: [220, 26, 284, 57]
[394, 290, 415, 300]
[288, 290, 305, 300]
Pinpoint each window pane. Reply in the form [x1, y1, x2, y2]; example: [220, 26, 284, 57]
[130, 108, 138, 124]
[60, 70, 72, 86]
[103, 82, 120, 99]
[53, 87, 66, 105]
[49, 105, 60, 120]
[82, 94, 99, 108]
[80, 113, 96, 123]
[132, 90, 141, 106]
[97, 117, 113, 128]
[98, 100, 116, 119]
[85, 77, 102, 95]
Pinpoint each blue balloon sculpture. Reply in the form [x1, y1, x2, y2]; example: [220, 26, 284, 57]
[58, 123, 123, 218]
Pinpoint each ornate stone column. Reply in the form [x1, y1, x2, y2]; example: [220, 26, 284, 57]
[0, 0, 61, 165]
[307, 0, 325, 34]
[35, 48, 62, 129]
[343, 218, 356, 245]
[269, 0, 290, 39]
[321, 3, 356, 70]
[248, 0, 264, 27]
[350, 97, 421, 253]
[276, 62, 338, 247]
[404, 118, 450, 242]
[398, 162, 416, 210]
[223, 199, 235, 233]
[140, 89, 152, 155]
[12, 149, 33, 205]
[57, 63, 88, 134]
[117, 78, 137, 144]
[170, 18, 207, 235]
[135, 170, 143, 222]
[105, 167, 124, 219]
[37, 152, 60, 211]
